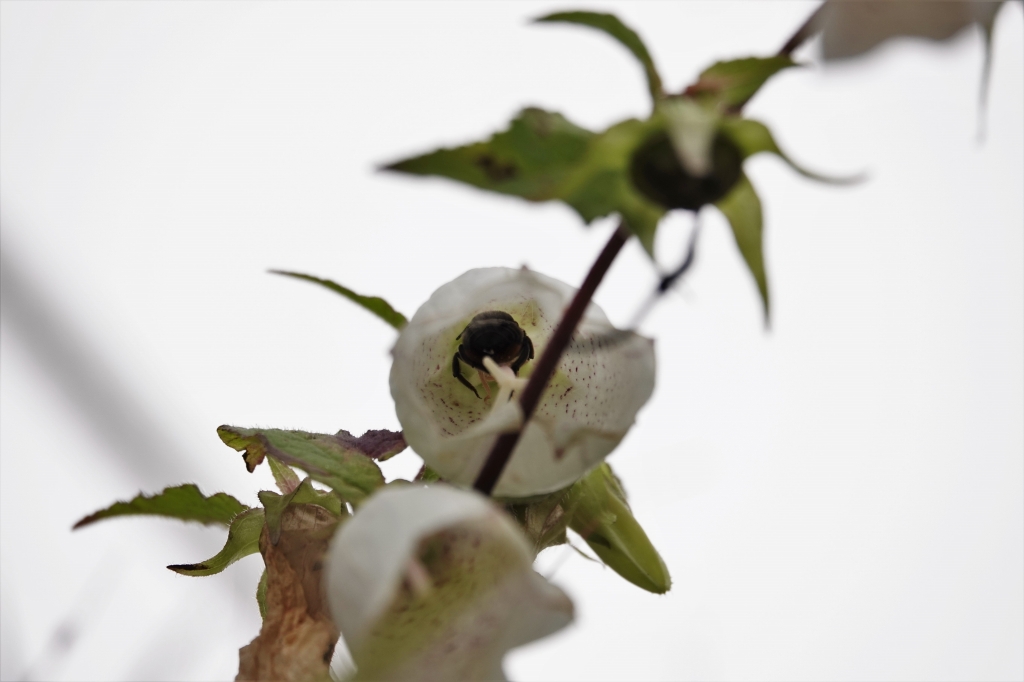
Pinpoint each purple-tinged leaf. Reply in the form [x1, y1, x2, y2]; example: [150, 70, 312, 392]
[218, 426, 386, 503]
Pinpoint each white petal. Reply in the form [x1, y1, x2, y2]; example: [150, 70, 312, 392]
[325, 485, 573, 680]
[390, 267, 655, 497]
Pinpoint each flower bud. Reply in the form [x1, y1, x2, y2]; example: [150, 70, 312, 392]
[389, 267, 655, 497]
[565, 463, 671, 594]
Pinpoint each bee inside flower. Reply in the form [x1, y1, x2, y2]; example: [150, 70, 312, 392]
[390, 267, 655, 498]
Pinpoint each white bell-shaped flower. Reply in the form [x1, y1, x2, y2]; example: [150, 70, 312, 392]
[390, 267, 655, 497]
[325, 484, 573, 681]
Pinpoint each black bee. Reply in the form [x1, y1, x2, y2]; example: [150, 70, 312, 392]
[452, 311, 534, 399]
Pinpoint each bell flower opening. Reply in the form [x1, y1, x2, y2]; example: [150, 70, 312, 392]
[389, 267, 656, 497]
[325, 485, 573, 680]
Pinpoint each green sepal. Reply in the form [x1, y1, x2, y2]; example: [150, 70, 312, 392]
[386, 107, 665, 255]
[685, 56, 796, 109]
[415, 465, 443, 482]
[714, 172, 769, 322]
[167, 507, 265, 577]
[256, 568, 268, 620]
[719, 118, 863, 184]
[266, 455, 301, 494]
[269, 270, 407, 330]
[535, 11, 664, 105]
[258, 477, 346, 545]
[506, 489, 571, 554]
[73, 484, 247, 530]
[218, 426, 387, 503]
[565, 464, 671, 594]
[560, 116, 666, 255]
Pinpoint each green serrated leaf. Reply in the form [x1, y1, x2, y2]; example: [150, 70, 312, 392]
[719, 118, 862, 184]
[686, 56, 796, 109]
[715, 173, 769, 321]
[564, 464, 671, 594]
[258, 477, 345, 545]
[73, 484, 248, 530]
[167, 507, 265, 577]
[535, 11, 664, 105]
[269, 270, 407, 330]
[385, 107, 594, 201]
[256, 568, 268, 620]
[387, 108, 665, 255]
[218, 426, 386, 503]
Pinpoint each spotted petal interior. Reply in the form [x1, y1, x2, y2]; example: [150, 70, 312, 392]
[390, 267, 655, 497]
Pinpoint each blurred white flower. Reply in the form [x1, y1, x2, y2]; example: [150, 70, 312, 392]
[389, 267, 655, 497]
[816, 0, 1003, 61]
[325, 485, 573, 681]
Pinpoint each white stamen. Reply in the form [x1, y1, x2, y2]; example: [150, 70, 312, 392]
[476, 369, 493, 400]
[405, 557, 433, 599]
[481, 356, 527, 407]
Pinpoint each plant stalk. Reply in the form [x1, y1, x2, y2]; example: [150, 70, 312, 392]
[472, 223, 630, 495]
[778, 2, 827, 57]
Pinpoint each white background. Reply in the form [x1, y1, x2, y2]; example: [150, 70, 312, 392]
[1, 2, 1021, 680]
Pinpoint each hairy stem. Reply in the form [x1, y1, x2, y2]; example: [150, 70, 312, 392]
[472, 224, 631, 495]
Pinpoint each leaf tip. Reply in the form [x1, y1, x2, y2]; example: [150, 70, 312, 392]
[167, 563, 207, 575]
[531, 11, 560, 24]
[71, 516, 93, 530]
[379, 158, 414, 174]
[242, 451, 259, 473]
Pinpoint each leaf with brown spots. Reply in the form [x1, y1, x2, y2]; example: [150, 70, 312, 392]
[385, 108, 592, 202]
[237, 504, 340, 682]
[384, 107, 665, 254]
[218, 426, 388, 503]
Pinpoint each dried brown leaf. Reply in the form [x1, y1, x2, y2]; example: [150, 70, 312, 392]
[236, 504, 340, 682]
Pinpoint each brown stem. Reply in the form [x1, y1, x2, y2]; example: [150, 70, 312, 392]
[728, 2, 829, 115]
[472, 223, 630, 495]
[778, 2, 828, 58]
